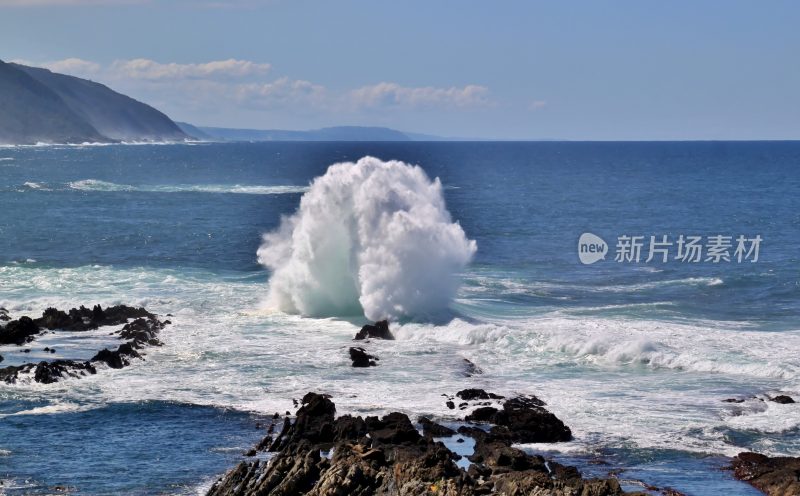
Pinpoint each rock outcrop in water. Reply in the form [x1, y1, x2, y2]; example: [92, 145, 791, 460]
[732, 452, 800, 495]
[349, 347, 378, 367]
[206, 392, 626, 496]
[0, 304, 168, 384]
[354, 320, 394, 340]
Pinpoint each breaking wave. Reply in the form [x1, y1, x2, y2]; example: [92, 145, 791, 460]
[67, 179, 308, 195]
[257, 156, 476, 321]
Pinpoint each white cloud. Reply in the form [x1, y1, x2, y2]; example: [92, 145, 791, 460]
[349, 82, 490, 109]
[232, 77, 327, 107]
[12, 57, 493, 126]
[529, 100, 547, 110]
[109, 58, 271, 80]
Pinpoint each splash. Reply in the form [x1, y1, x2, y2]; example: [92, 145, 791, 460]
[257, 156, 476, 321]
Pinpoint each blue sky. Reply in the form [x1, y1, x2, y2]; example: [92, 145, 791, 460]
[1, 0, 798, 140]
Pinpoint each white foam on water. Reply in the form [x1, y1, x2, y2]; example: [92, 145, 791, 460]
[1, 263, 798, 459]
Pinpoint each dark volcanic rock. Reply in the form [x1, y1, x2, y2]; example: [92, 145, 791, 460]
[418, 416, 456, 437]
[493, 395, 572, 443]
[35, 304, 154, 332]
[732, 452, 800, 495]
[465, 406, 499, 422]
[456, 388, 504, 401]
[1, 360, 96, 384]
[769, 395, 795, 404]
[33, 360, 96, 384]
[91, 343, 141, 369]
[207, 393, 624, 496]
[463, 394, 571, 443]
[0, 316, 41, 345]
[0, 304, 167, 384]
[349, 347, 378, 367]
[354, 320, 394, 340]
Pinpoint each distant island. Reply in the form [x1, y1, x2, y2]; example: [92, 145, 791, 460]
[0, 59, 188, 145]
[0, 58, 470, 145]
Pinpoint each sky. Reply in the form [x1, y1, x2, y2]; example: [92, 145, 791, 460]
[1, 0, 799, 140]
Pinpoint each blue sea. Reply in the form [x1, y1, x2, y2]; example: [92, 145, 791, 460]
[0, 141, 798, 495]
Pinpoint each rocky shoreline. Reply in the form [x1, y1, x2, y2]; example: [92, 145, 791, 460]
[206, 392, 637, 496]
[0, 304, 168, 384]
[202, 321, 799, 496]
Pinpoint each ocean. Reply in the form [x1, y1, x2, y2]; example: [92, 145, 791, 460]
[0, 141, 798, 495]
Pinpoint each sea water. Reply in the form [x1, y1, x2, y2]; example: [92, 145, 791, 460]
[0, 141, 798, 494]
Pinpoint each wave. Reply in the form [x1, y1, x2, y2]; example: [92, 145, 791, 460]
[67, 179, 308, 195]
[21, 182, 50, 191]
[257, 156, 476, 321]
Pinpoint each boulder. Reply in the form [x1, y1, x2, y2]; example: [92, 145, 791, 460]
[456, 388, 504, 401]
[91, 343, 141, 369]
[770, 395, 795, 404]
[349, 347, 378, 367]
[732, 452, 800, 495]
[354, 320, 394, 340]
[418, 417, 456, 437]
[0, 316, 41, 345]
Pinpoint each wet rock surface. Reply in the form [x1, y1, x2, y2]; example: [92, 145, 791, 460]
[206, 392, 627, 496]
[0, 304, 168, 384]
[732, 452, 800, 495]
[354, 320, 394, 340]
[349, 347, 378, 367]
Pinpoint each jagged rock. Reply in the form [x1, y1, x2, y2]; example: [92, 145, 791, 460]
[91, 343, 141, 369]
[419, 416, 456, 437]
[770, 395, 795, 404]
[354, 320, 394, 340]
[463, 394, 571, 443]
[33, 360, 96, 384]
[465, 406, 498, 422]
[0, 304, 166, 384]
[492, 396, 572, 443]
[349, 347, 378, 367]
[732, 452, 800, 495]
[456, 388, 504, 401]
[460, 358, 483, 377]
[0, 307, 10, 322]
[117, 317, 164, 347]
[36, 304, 154, 332]
[206, 393, 624, 496]
[0, 316, 41, 345]
[1, 360, 96, 384]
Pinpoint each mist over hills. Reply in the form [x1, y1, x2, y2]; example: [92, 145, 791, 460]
[0, 59, 188, 145]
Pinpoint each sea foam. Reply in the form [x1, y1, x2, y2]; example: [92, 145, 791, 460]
[257, 156, 476, 321]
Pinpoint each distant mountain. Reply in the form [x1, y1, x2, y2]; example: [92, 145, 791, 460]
[0, 60, 107, 144]
[175, 122, 216, 141]
[0, 59, 188, 145]
[196, 125, 413, 142]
